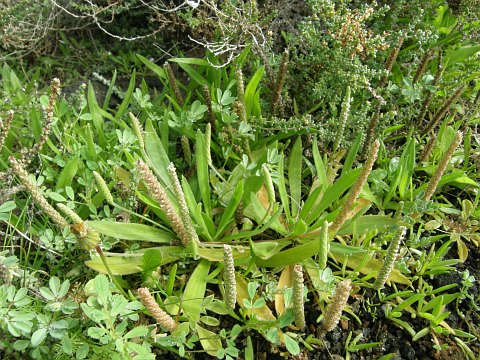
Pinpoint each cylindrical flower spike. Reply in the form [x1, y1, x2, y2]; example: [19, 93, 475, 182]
[223, 244, 237, 309]
[57, 203, 83, 224]
[330, 140, 380, 235]
[93, 171, 114, 205]
[318, 221, 329, 270]
[137, 287, 177, 332]
[165, 62, 184, 106]
[322, 279, 352, 332]
[293, 264, 306, 329]
[167, 162, 200, 254]
[136, 159, 189, 245]
[423, 131, 463, 202]
[129, 112, 145, 149]
[0, 110, 13, 152]
[9, 156, 68, 229]
[181, 136, 192, 166]
[373, 226, 406, 290]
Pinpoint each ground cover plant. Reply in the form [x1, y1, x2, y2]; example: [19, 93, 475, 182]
[1, 0, 480, 359]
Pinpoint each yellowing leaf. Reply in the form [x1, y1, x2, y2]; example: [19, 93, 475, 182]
[196, 324, 222, 357]
[275, 265, 293, 316]
[85, 256, 143, 275]
[456, 237, 468, 263]
[236, 274, 275, 321]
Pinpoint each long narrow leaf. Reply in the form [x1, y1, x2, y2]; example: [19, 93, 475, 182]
[182, 260, 210, 321]
[214, 180, 244, 240]
[244, 66, 264, 118]
[88, 221, 173, 242]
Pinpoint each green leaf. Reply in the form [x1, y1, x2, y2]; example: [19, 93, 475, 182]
[176, 62, 208, 86]
[277, 154, 291, 223]
[144, 117, 172, 189]
[342, 133, 363, 175]
[142, 249, 162, 273]
[87, 327, 106, 340]
[94, 274, 111, 303]
[87, 81, 105, 146]
[182, 260, 210, 321]
[76, 344, 90, 359]
[13, 340, 30, 351]
[55, 156, 79, 190]
[307, 168, 362, 226]
[244, 192, 288, 235]
[244, 66, 264, 118]
[85, 246, 184, 275]
[31, 328, 47, 347]
[115, 69, 136, 121]
[137, 55, 166, 80]
[85, 255, 143, 275]
[214, 180, 244, 240]
[444, 45, 480, 68]
[48, 192, 66, 202]
[49, 276, 61, 296]
[312, 138, 328, 185]
[88, 221, 173, 242]
[169, 58, 211, 66]
[0, 201, 16, 213]
[284, 334, 300, 355]
[124, 325, 149, 340]
[336, 215, 401, 235]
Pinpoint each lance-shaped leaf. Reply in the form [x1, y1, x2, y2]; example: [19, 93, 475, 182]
[88, 221, 173, 243]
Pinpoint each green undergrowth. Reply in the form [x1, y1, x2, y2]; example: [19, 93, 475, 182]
[1, 1, 480, 359]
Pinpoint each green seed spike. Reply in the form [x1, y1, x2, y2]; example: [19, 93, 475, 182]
[223, 244, 237, 309]
[57, 203, 82, 224]
[373, 226, 406, 290]
[293, 264, 306, 329]
[93, 171, 114, 205]
[128, 112, 145, 149]
[181, 136, 192, 166]
[423, 131, 463, 202]
[318, 220, 329, 270]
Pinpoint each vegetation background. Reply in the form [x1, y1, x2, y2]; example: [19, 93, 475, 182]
[1, 0, 479, 359]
